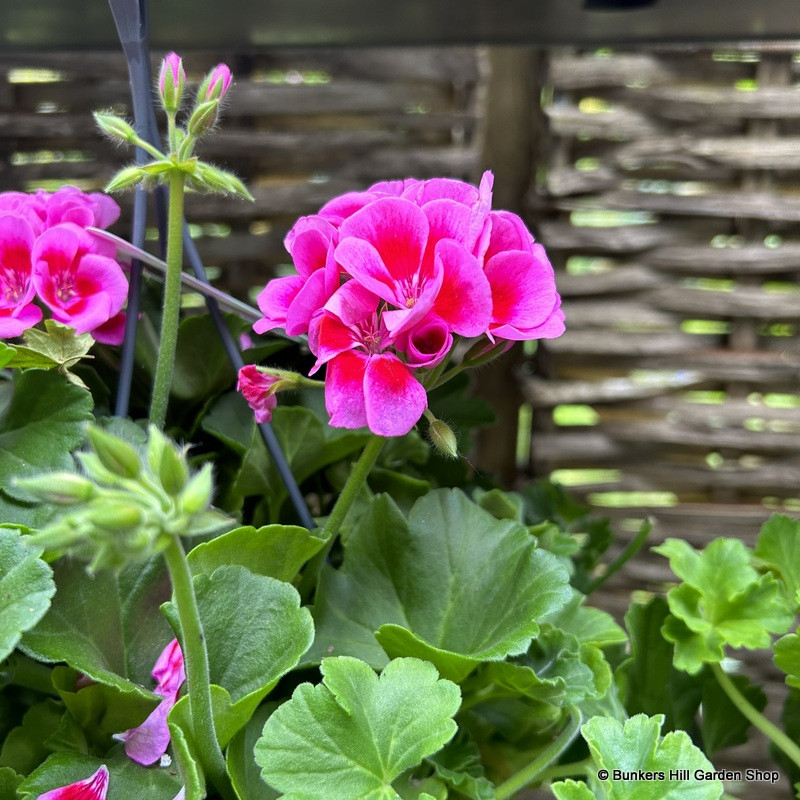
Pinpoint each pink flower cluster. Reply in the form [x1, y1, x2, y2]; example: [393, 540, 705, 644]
[0, 186, 128, 343]
[249, 172, 564, 436]
[113, 638, 185, 765]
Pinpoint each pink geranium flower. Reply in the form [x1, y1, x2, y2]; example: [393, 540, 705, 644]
[38, 765, 109, 800]
[0, 214, 43, 337]
[32, 223, 128, 342]
[114, 639, 185, 765]
[310, 282, 427, 436]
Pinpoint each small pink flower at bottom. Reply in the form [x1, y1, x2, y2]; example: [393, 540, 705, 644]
[114, 639, 185, 766]
[38, 764, 109, 800]
[237, 364, 281, 423]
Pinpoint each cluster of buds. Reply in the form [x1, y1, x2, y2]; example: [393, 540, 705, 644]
[94, 54, 252, 200]
[17, 425, 231, 572]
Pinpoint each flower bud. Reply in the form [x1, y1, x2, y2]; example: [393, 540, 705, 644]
[158, 52, 185, 113]
[104, 166, 146, 193]
[88, 501, 144, 531]
[87, 426, 142, 479]
[198, 63, 232, 102]
[94, 112, 137, 142]
[427, 418, 459, 459]
[186, 100, 219, 137]
[159, 442, 189, 496]
[180, 463, 213, 515]
[15, 472, 96, 505]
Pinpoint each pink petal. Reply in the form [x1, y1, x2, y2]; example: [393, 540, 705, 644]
[337, 197, 429, 289]
[364, 353, 427, 436]
[431, 239, 492, 337]
[152, 638, 186, 696]
[38, 765, 109, 800]
[484, 248, 559, 334]
[413, 177, 480, 206]
[114, 692, 177, 765]
[254, 275, 305, 334]
[310, 311, 361, 370]
[325, 350, 369, 429]
[484, 210, 536, 261]
[491, 301, 565, 341]
[90, 312, 126, 345]
[285, 216, 337, 279]
[0, 303, 42, 338]
[285, 269, 331, 337]
[238, 365, 280, 423]
[0, 214, 37, 309]
[318, 192, 377, 226]
[395, 314, 452, 368]
[172, 790, 186, 800]
[368, 178, 421, 198]
[87, 193, 121, 229]
[322, 280, 379, 327]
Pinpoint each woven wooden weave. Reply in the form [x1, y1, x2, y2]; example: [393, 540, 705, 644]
[0, 47, 484, 298]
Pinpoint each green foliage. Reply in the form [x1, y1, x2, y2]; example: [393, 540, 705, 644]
[309, 489, 572, 679]
[653, 537, 794, 674]
[755, 514, 800, 607]
[255, 657, 460, 800]
[552, 714, 724, 800]
[0, 528, 55, 662]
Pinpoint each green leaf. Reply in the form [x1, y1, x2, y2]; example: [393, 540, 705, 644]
[20, 556, 173, 697]
[0, 767, 22, 797]
[0, 370, 93, 504]
[0, 528, 55, 661]
[755, 514, 800, 607]
[17, 320, 95, 380]
[255, 656, 460, 800]
[775, 632, 800, 688]
[620, 598, 703, 732]
[544, 590, 627, 648]
[701, 673, 766, 755]
[0, 699, 63, 774]
[226, 703, 280, 800]
[474, 628, 610, 708]
[426, 731, 495, 800]
[553, 714, 724, 800]
[0, 342, 16, 369]
[552, 780, 596, 800]
[187, 524, 324, 582]
[164, 565, 313, 741]
[653, 537, 794, 674]
[309, 489, 571, 678]
[167, 710, 205, 800]
[16, 750, 182, 799]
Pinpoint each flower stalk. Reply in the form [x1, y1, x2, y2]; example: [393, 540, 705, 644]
[162, 537, 235, 800]
[149, 171, 186, 429]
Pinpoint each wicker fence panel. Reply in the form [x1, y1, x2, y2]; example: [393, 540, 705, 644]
[0, 47, 485, 297]
[528, 45, 800, 542]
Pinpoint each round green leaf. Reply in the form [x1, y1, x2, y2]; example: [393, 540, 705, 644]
[256, 656, 460, 800]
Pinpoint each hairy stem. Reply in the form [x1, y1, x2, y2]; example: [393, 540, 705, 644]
[494, 706, 582, 800]
[163, 537, 235, 800]
[298, 434, 385, 600]
[583, 518, 652, 595]
[712, 662, 800, 770]
[149, 171, 186, 429]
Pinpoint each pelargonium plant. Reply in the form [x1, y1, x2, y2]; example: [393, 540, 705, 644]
[1, 51, 799, 800]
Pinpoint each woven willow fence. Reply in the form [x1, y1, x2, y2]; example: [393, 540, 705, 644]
[0, 47, 484, 299]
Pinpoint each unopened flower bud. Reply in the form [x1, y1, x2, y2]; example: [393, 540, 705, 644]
[159, 442, 189, 496]
[94, 112, 137, 142]
[87, 426, 142, 479]
[104, 166, 146, 193]
[180, 463, 213, 515]
[15, 472, 95, 505]
[158, 52, 185, 113]
[88, 502, 144, 531]
[198, 63, 232, 102]
[427, 418, 459, 459]
[187, 100, 219, 137]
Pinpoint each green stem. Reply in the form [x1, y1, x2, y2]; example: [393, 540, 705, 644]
[149, 171, 186, 429]
[583, 518, 653, 595]
[495, 706, 582, 800]
[298, 434, 385, 600]
[535, 759, 591, 783]
[163, 537, 235, 800]
[712, 662, 800, 770]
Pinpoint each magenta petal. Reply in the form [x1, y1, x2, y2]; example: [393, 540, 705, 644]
[38, 765, 109, 800]
[0, 303, 42, 338]
[333, 238, 400, 306]
[323, 280, 379, 327]
[311, 312, 361, 369]
[90, 312, 126, 345]
[484, 210, 536, 261]
[396, 314, 452, 368]
[285, 217, 336, 279]
[491, 302, 565, 341]
[115, 693, 176, 765]
[152, 638, 185, 696]
[363, 352, 427, 436]
[484, 248, 558, 332]
[75, 254, 128, 312]
[414, 177, 479, 206]
[422, 199, 473, 256]
[431, 239, 492, 337]
[338, 197, 429, 285]
[286, 269, 330, 337]
[318, 192, 377, 226]
[254, 275, 305, 334]
[325, 350, 369, 429]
